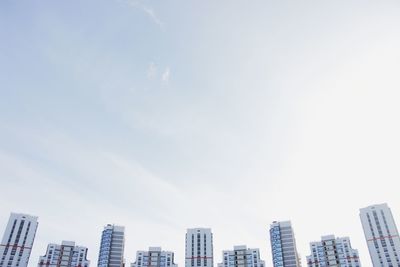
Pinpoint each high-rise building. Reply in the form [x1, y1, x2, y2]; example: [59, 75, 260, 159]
[0, 213, 38, 267]
[185, 228, 214, 267]
[38, 241, 90, 267]
[217, 245, 265, 267]
[270, 221, 301, 267]
[306, 235, 361, 267]
[360, 203, 400, 267]
[131, 247, 177, 267]
[98, 225, 125, 267]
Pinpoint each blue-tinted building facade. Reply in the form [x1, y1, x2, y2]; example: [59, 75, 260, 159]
[98, 225, 125, 267]
[270, 221, 301, 267]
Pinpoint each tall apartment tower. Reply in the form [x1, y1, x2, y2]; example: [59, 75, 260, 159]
[270, 221, 301, 267]
[217, 245, 265, 267]
[306, 235, 361, 267]
[131, 247, 177, 267]
[98, 225, 125, 267]
[360, 203, 400, 267]
[185, 228, 214, 267]
[38, 241, 90, 267]
[0, 213, 39, 267]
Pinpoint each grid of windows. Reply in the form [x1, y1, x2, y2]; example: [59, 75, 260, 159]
[306, 236, 360, 267]
[38, 241, 89, 267]
[270, 221, 301, 267]
[360, 204, 400, 267]
[217, 246, 264, 267]
[97, 225, 125, 267]
[185, 229, 213, 267]
[0, 214, 38, 267]
[131, 248, 177, 267]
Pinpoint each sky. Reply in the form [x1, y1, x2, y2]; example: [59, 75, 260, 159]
[1, 1, 400, 267]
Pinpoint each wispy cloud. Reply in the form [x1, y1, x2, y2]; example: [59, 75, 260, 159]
[122, 0, 164, 30]
[147, 62, 157, 79]
[142, 6, 164, 30]
[146, 63, 170, 83]
[162, 67, 170, 83]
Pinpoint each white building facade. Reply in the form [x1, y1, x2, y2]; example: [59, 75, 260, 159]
[270, 221, 301, 267]
[306, 235, 360, 267]
[38, 241, 90, 267]
[218, 246, 265, 267]
[131, 247, 177, 267]
[0, 213, 38, 267]
[360, 203, 400, 267]
[185, 228, 214, 267]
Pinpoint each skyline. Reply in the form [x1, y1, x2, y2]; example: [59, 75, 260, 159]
[1, 1, 400, 267]
[1, 203, 399, 267]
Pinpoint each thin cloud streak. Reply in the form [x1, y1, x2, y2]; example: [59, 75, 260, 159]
[142, 6, 164, 30]
[122, 0, 165, 30]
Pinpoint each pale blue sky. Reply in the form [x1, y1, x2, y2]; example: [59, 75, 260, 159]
[1, 1, 400, 267]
